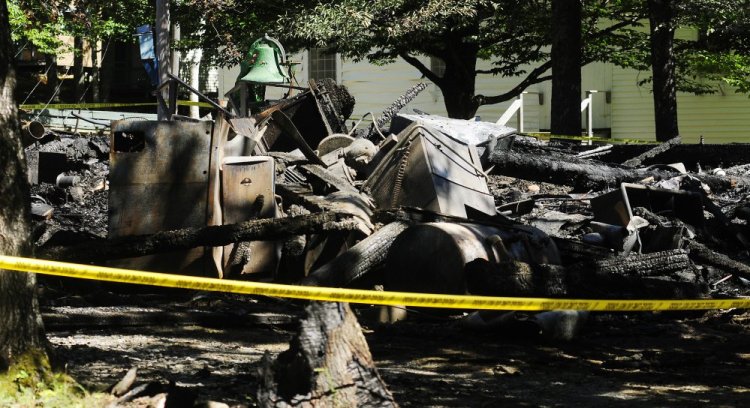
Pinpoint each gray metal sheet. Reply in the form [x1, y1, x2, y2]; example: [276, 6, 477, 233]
[391, 113, 516, 146]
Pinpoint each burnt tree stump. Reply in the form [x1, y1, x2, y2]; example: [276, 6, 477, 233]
[257, 301, 397, 407]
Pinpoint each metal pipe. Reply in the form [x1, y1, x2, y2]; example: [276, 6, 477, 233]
[21, 120, 46, 147]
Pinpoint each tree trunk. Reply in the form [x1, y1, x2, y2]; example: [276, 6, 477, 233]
[648, 0, 679, 141]
[91, 41, 101, 103]
[73, 36, 85, 101]
[439, 79, 479, 120]
[100, 41, 115, 102]
[550, 0, 582, 136]
[44, 54, 58, 102]
[0, 0, 47, 369]
[258, 301, 398, 407]
[437, 42, 480, 119]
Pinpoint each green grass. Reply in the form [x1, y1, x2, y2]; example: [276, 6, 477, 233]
[0, 349, 112, 408]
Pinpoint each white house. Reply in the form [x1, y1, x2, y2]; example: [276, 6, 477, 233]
[217, 50, 750, 144]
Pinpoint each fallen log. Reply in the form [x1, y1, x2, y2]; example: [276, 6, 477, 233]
[39, 212, 360, 263]
[686, 240, 750, 281]
[488, 144, 745, 193]
[465, 249, 701, 299]
[257, 302, 397, 407]
[586, 249, 692, 277]
[301, 221, 410, 287]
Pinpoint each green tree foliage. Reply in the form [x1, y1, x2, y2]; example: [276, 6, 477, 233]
[274, 0, 750, 118]
[8, 0, 66, 54]
[599, 0, 750, 95]
[175, 0, 309, 67]
[276, 0, 648, 118]
[679, 0, 750, 94]
[10, 0, 152, 54]
[64, 0, 153, 42]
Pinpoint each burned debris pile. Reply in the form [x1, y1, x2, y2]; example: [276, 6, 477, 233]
[25, 79, 750, 320]
[21, 77, 750, 406]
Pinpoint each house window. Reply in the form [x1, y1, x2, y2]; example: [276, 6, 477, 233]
[308, 48, 338, 82]
[430, 56, 445, 78]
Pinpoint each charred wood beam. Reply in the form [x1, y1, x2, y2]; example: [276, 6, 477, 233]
[465, 249, 700, 299]
[488, 146, 745, 193]
[301, 221, 410, 287]
[609, 143, 750, 168]
[686, 240, 750, 281]
[39, 212, 359, 263]
[578, 249, 691, 277]
[623, 136, 681, 167]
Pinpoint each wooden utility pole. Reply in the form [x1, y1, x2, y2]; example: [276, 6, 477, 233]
[155, 0, 170, 120]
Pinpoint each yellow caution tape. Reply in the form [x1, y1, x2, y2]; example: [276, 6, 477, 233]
[20, 100, 213, 110]
[20, 102, 156, 110]
[176, 100, 214, 108]
[1, 255, 748, 311]
[525, 132, 655, 144]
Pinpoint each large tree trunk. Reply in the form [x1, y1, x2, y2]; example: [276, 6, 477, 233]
[439, 78, 479, 120]
[551, 0, 582, 136]
[258, 302, 397, 407]
[437, 41, 480, 119]
[648, 0, 679, 141]
[0, 0, 47, 369]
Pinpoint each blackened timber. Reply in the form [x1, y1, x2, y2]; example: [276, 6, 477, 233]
[602, 143, 750, 168]
[465, 249, 699, 299]
[40, 212, 359, 263]
[686, 240, 750, 281]
[623, 136, 681, 167]
[581, 249, 691, 277]
[301, 221, 410, 287]
[488, 144, 746, 192]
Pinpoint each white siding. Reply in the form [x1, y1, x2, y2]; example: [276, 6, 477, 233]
[612, 68, 750, 143]
[342, 57, 619, 133]
[341, 55, 553, 130]
[214, 50, 750, 143]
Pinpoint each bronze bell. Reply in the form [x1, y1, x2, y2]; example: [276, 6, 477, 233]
[239, 43, 289, 84]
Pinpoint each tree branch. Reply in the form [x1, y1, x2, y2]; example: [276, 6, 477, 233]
[400, 52, 444, 87]
[586, 17, 644, 39]
[475, 16, 643, 107]
[475, 60, 552, 106]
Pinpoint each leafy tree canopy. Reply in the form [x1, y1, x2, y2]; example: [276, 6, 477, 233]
[275, 0, 648, 118]
[10, 0, 153, 55]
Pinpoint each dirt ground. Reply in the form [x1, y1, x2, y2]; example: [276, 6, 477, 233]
[43, 286, 750, 408]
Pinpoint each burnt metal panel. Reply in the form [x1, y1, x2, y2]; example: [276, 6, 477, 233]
[365, 123, 496, 218]
[108, 120, 213, 274]
[221, 156, 278, 277]
[591, 183, 704, 229]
